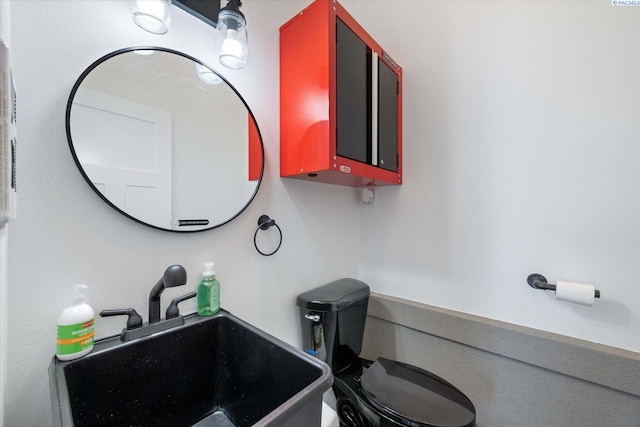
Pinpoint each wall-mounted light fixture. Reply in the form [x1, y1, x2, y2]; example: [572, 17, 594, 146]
[130, 0, 173, 35]
[172, 0, 249, 69]
[215, 1, 248, 69]
[130, 1, 248, 69]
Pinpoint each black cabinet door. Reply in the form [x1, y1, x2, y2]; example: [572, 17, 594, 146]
[336, 19, 370, 164]
[377, 59, 398, 172]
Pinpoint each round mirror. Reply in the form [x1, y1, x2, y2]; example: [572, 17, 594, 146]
[66, 47, 264, 232]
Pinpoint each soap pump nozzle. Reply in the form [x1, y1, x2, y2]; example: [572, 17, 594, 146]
[202, 262, 215, 278]
[71, 284, 87, 305]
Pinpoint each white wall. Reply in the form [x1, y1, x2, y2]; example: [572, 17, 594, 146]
[0, 224, 6, 427]
[351, 1, 640, 352]
[7, 1, 361, 425]
[0, 2, 9, 425]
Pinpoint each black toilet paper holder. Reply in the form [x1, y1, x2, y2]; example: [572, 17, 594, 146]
[527, 274, 601, 298]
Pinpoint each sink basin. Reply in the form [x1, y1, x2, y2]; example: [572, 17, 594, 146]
[49, 310, 332, 426]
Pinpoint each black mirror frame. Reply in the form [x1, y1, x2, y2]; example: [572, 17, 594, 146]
[65, 46, 264, 233]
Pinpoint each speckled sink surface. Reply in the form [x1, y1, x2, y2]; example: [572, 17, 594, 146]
[49, 310, 332, 427]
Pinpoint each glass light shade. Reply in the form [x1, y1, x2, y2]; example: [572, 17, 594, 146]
[195, 63, 223, 85]
[130, 0, 172, 35]
[216, 10, 248, 70]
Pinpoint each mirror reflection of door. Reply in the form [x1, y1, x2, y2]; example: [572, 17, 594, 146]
[66, 48, 264, 231]
[72, 88, 172, 228]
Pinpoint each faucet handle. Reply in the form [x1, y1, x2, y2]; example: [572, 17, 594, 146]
[100, 308, 143, 330]
[166, 291, 197, 320]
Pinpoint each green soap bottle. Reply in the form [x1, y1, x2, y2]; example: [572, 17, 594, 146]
[197, 262, 220, 316]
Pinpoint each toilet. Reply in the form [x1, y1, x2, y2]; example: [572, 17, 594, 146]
[297, 279, 477, 427]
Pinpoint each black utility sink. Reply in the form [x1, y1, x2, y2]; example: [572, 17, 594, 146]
[49, 310, 332, 426]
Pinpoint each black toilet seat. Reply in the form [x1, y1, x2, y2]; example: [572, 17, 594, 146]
[360, 358, 476, 427]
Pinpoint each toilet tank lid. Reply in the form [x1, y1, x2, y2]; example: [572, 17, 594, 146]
[296, 278, 370, 312]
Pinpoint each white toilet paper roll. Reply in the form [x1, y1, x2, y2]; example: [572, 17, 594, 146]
[555, 281, 596, 306]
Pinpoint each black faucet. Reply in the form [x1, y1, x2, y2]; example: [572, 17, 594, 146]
[148, 265, 187, 324]
[101, 265, 191, 342]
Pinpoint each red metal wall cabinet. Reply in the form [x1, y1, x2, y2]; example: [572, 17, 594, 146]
[280, 0, 403, 187]
[248, 116, 261, 181]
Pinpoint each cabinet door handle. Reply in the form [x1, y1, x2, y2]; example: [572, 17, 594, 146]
[371, 50, 379, 167]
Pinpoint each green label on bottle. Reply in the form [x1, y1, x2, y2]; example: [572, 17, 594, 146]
[57, 319, 94, 355]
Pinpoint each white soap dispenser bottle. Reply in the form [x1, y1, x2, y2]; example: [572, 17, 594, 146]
[56, 284, 95, 361]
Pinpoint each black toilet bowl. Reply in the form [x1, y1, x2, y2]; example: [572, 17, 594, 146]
[333, 358, 476, 427]
[296, 279, 476, 427]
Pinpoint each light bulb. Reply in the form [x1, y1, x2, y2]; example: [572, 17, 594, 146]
[220, 31, 243, 59]
[216, 10, 248, 69]
[130, 0, 172, 35]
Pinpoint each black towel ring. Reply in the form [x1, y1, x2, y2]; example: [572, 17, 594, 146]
[254, 215, 282, 256]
